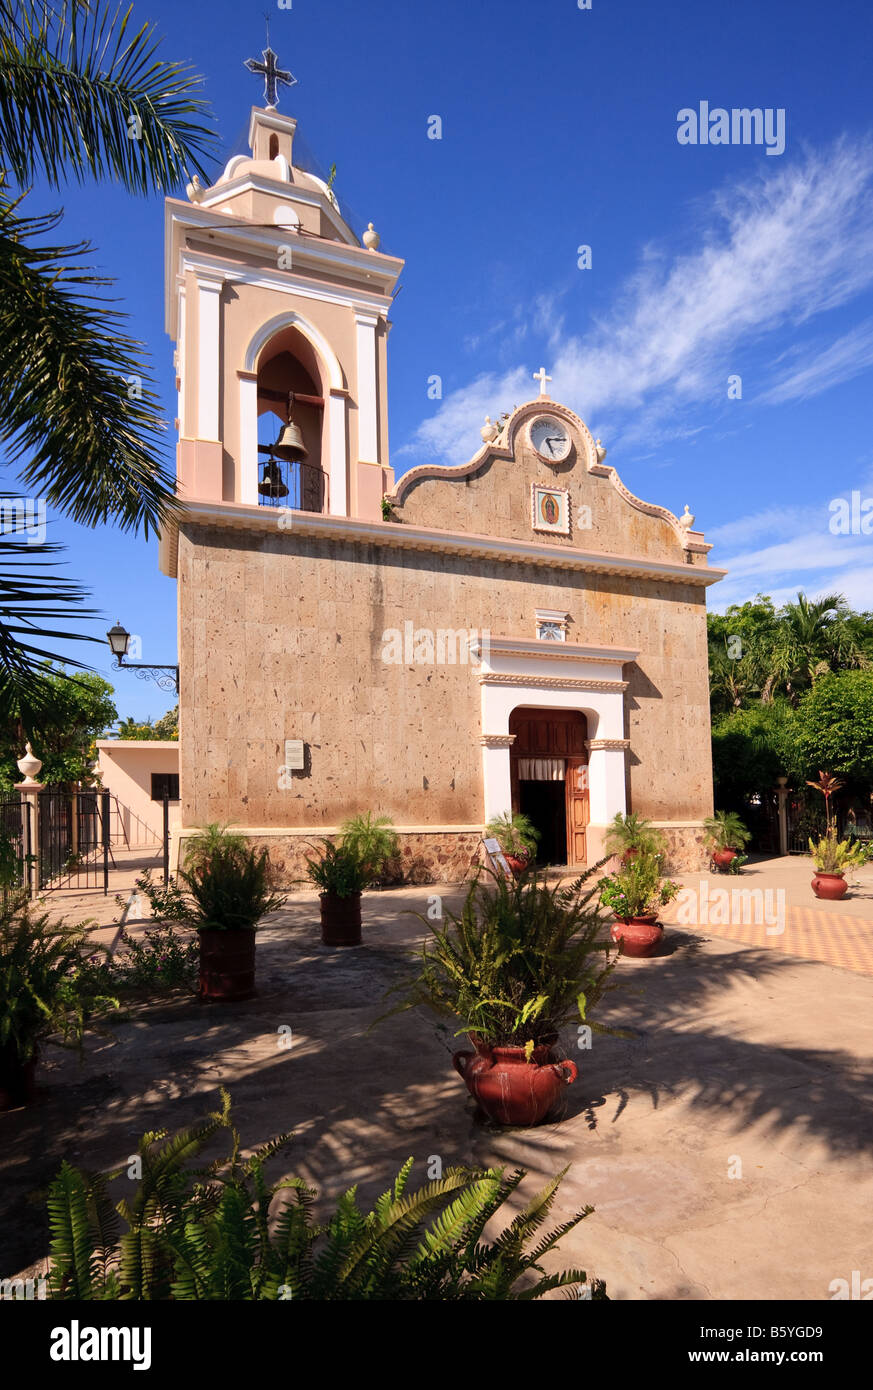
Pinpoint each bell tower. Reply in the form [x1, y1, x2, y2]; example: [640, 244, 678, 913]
[162, 98, 403, 534]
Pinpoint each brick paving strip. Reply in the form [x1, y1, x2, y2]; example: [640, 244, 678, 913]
[668, 905, 873, 978]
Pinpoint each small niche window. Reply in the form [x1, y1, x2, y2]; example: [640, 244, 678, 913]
[535, 609, 569, 642]
[151, 773, 180, 802]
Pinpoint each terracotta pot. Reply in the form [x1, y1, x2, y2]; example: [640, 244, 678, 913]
[320, 891, 362, 946]
[610, 915, 663, 957]
[504, 854, 529, 877]
[712, 848, 738, 869]
[811, 872, 848, 901]
[452, 1038, 577, 1126]
[198, 928, 256, 1001]
[0, 1046, 38, 1111]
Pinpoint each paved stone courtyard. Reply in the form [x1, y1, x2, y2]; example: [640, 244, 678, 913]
[4, 858, 873, 1301]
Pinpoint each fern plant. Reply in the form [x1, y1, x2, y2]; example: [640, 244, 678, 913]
[338, 813, 399, 884]
[43, 1090, 606, 1300]
[304, 839, 371, 898]
[703, 810, 751, 852]
[0, 894, 117, 1069]
[602, 812, 666, 861]
[178, 845, 285, 931]
[387, 865, 618, 1049]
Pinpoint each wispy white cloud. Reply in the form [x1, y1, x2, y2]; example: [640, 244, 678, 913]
[759, 318, 873, 403]
[400, 138, 873, 468]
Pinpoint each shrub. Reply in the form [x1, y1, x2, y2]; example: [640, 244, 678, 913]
[0, 895, 117, 1067]
[43, 1090, 606, 1300]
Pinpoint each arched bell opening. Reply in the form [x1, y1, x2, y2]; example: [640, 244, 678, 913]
[256, 328, 328, 512]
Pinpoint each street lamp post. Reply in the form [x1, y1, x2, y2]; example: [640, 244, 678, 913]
[106, 623, 179, 695]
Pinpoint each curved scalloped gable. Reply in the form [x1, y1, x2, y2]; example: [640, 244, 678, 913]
[389, 400, 706, 569]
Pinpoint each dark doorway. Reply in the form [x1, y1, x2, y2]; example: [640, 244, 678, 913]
[517, 779, 567, 866]
[509, 707, 589, 865]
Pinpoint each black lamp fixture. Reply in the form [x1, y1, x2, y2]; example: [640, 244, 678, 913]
[106, 621, 179, 695]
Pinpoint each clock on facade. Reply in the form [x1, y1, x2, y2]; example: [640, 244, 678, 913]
[529, 415, 571, 464]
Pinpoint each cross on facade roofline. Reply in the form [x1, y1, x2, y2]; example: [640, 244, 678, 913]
[244, 45, 297, 110]
[533, 367, 553, 397]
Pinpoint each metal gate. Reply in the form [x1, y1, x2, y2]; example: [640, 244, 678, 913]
[0, 796, 31, 892]
[38, 788, 112, 891]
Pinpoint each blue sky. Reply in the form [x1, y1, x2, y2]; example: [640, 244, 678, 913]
[16, 0, 873, 723]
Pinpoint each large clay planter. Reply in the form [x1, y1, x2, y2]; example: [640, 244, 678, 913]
[452, 1039, 578, 1126]
[320, 891, 362, 946]
[0, 1046, 38, 1111]
[811, 872, 848, 901]
[712, 848, 738, 869]
[611, 915, 663, 957]
[504, 854, 530, 877]
[198, 928, 256, 1001]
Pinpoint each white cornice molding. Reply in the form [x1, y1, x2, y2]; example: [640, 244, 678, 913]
[165, 200, 403, 335]
[174, 248, 395, 336]
[479, 675, 629, 693]
[474, 637, 640, 666]
[159, 500, 728, 588]
[199, 173, 358, 248]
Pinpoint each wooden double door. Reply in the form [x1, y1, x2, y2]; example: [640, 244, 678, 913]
[509, 708, 589, 865]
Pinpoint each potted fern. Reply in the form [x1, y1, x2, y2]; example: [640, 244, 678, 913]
[338, 813, 400, 887]
[140, 837, 286, 1001]
[703, 810, 751, 869]
[484, 812, 540, 874]
[389, 867, 617, 1125]
[808, 830, 865, 900]
[598, 851, 679, 957]
[305, 840, 370, 946]
[603, 812, 666, 864]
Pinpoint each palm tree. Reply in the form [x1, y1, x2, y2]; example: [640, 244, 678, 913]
[762, 593, 868, 706]
[0, 1, 216, 721]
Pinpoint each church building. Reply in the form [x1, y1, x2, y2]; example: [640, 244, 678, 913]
[159, 92, 726, 881]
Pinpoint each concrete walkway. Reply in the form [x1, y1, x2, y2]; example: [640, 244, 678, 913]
[3, 880, 872, 1300]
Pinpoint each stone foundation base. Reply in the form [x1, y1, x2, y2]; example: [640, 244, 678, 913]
[657, 824, 709, 874]
[171, 821, 709, 885]
[172, 828, 484, 886]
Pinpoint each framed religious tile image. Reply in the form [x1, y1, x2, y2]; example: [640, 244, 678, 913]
[530, 483, 570, 535]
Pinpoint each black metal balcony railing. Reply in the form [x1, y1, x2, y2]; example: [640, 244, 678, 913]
[257, 457, 327, 512]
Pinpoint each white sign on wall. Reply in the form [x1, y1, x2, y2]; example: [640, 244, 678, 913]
[284, 739, 305, 771]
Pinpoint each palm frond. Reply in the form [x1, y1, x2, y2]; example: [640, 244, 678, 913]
[0, 0, 216, 193]
[0, 198, 179, 535]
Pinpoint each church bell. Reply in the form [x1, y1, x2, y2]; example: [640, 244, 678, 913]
[257, 457, 289, 500]
[272, 418, 307, 462]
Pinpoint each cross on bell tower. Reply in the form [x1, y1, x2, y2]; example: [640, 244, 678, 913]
[244, 44, 296, 110]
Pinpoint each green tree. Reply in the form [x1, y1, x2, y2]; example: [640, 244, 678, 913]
[115, 703, 177, 740]
[707, 596, 777, 717]
[0, 663, 116, 790]
[711, 702, 796, 810]
[0, 0, 215, 720]
[762, 593, 868, 706]
[792, 671, 873, 783]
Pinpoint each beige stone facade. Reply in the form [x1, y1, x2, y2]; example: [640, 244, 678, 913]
[161, 104, 726, 880]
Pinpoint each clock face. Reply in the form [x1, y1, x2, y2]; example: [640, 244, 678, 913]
[530, 416, 571, 463]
